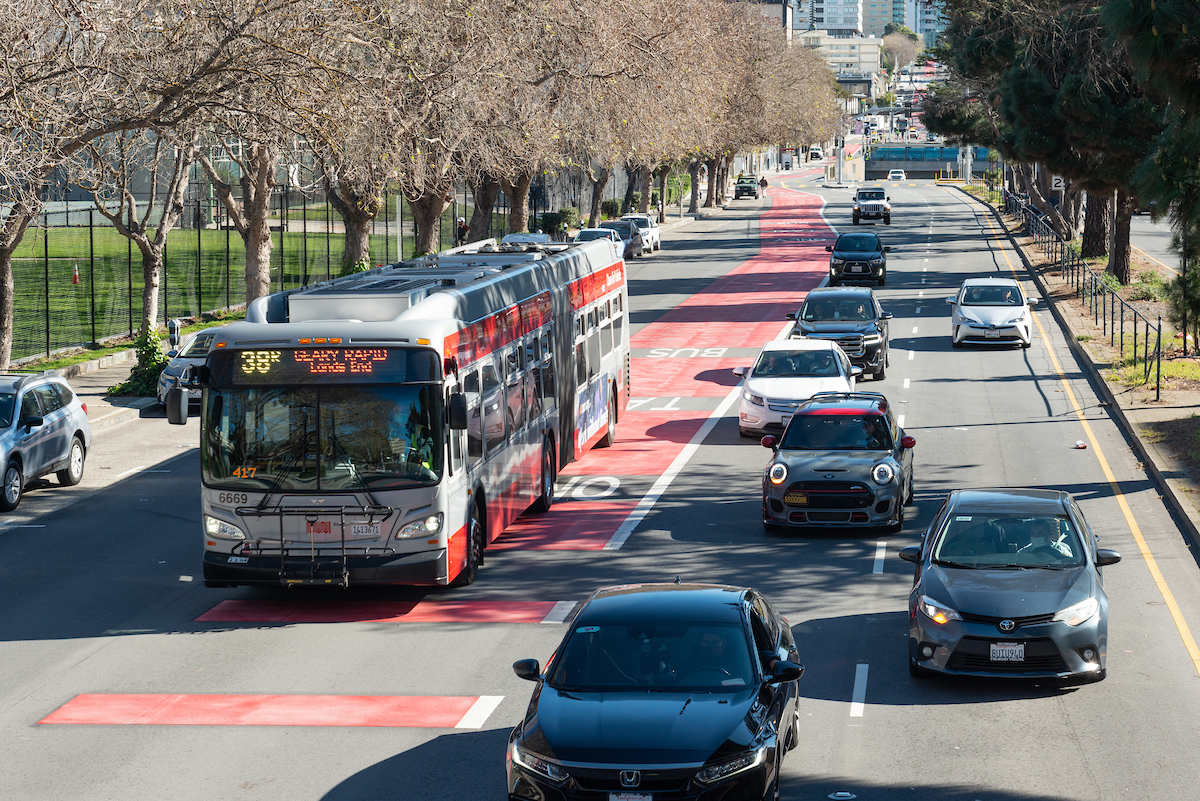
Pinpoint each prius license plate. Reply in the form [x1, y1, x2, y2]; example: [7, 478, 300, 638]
[610, 795, 652, 801]
[990, 642, 1025, 661]
[350, 523, 381, 537]
[985, 329, 1000, 339]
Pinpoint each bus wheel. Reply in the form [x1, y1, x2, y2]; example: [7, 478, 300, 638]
[598, 393, 617, 448]
[455, 504, 484, 586]
[533, 439, 555, 513]
[0, 460, 22, 512]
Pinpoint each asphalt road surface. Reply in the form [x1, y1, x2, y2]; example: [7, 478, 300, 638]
[3, 180, 1200, 801]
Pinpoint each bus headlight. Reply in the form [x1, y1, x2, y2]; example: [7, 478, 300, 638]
[397, 513, 444, 539]
[204, 515, 245, 540]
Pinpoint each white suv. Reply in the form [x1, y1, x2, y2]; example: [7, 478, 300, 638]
[620, 214, 660, 251]
[887, 170, 907, 181]
[734, 339, 861, 438]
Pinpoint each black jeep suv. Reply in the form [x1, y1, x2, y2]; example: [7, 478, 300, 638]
[786, 286, 892, 379]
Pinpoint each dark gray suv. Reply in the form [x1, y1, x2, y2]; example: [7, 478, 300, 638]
[0, 372, 92, 510]
[787, 286, 892, 379]
[825, 232, 891, 286]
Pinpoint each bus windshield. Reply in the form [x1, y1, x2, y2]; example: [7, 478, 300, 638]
[202, 385, 443, 492]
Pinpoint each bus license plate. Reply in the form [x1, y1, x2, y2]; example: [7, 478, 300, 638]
[985, 329, 1000, 339]
[990, 642, 1024, 661]
[351, 524, 381, 537]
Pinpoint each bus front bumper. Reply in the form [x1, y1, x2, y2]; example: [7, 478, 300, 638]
[202, 548, 449, 587]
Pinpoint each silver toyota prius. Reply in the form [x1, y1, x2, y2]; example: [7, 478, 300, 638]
[900, 488, 1121, 682]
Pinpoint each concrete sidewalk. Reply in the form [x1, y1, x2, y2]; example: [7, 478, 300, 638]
[54, 356, 160, 434]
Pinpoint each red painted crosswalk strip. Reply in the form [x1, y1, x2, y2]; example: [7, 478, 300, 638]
[195, 599, 559, 624]
[40, 694, 496, 728]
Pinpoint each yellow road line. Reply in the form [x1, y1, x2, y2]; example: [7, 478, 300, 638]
[979, 212, 1200, 676]
[1132, 245, 1180, 277]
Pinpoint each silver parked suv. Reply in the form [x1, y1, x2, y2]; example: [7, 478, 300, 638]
[0, 372, 92, 510]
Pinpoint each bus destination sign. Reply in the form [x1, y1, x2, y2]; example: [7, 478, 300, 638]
[224, 348, 411, 384]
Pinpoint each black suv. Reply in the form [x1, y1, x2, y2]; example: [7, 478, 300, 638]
[825, 232, 891, 286]
[786, 287, 892, 379]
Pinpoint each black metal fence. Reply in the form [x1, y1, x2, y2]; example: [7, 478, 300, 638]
[1003, 189, 1162, 399]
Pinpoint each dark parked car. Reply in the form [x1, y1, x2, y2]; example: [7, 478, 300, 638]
[734, 176, 760, 199]
[825, 231, 891, 286]
[899, 488, 1121, 682]
[787, 286, 891, 379]
[508, 583, 804, 801]
[598, 220, 645, 259]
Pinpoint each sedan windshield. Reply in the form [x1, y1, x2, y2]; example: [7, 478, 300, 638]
[754, 350, 841, 377]
[835, 236, 881, 253]
[961, 285, 1022, 306]
[549, 622, 755, 691]
[800, 297, 874, 322]
[202, 385, 443, 491]
[179, 331, 217, 358]
[782, 413, 892, 450]
[933, 515, 1085, 568]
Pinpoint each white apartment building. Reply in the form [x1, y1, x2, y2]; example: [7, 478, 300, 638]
[797, 30, 882, 74]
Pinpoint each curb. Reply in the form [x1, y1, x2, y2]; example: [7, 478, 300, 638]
[88, 398, 159, 435]
[955, 186, 1200, 562]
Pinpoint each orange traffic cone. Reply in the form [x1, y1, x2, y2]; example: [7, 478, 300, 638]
[72, 262, 79, 285]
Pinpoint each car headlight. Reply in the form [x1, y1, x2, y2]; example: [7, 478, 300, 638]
[918, 595, 961, 624]
[1052, 597, 1099, 626]
[511, 743, 569, 783]
[204, 515, 245, 541]
[960, 312, 982, 324]
[863, 333, 882, 345]
[743, 392, 765, 406]
[768, 463, 788, 485]
[397, 513, 443, 539]
[830, 258, 845, 266]
[1004, 314, 1026, 324]
[871, 463, 894, 484]
[695, 746, 767, 785]
[870, 258, 885, 266]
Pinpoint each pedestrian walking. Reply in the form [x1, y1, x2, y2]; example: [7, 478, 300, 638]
[455, 217, 469, 246]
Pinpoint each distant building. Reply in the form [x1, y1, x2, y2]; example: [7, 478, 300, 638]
[905, 0, 945, 47]
[797, 30, 882, 75]
[795, 0, 863, 36]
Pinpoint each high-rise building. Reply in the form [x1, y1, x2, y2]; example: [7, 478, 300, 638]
[796, 0, 864, 36]
[905, 0, 945, 47]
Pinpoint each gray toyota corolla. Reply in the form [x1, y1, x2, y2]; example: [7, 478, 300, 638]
[899, 488, 1121, 682]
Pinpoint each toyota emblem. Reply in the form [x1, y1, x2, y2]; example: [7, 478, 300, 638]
[998, 619, 1016, 633]
[620, 770, 641, 788]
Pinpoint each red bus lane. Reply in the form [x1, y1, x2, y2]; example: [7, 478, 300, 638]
[497, 188, 835, 550]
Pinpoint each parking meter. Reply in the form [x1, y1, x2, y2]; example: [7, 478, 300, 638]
[167, 318, 182, 352]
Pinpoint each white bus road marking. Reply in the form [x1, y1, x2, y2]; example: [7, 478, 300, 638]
[455, 696, 505, 729]
[850, 664, 869, 717]
[649, 397, 683, 412]
[541, 601, 578, 624]
[572, 476, 620, 500]
[872, 542, 887, 574]
[555, 476, 583, 497]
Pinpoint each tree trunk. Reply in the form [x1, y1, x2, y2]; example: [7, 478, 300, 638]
[1107, 189, 1136, 284]
[501, 173, 533, 234]
[639, 168, 653, 214]
[704, 158, 719, 208]
[200, 143, 278, 303]
[587, 167, 610, 228]
[469, 175, 501, 241]
[656, 167, 667, 222]
[1080, 193, 1109, 258]
[687, 162, 701, 214]
[1015, 164, 1071, 239]
[138, 243, 163, 335]
[323, 176, 380, 273]
[410, 191, 450, 255]
[0, 207, 38, 370]
[621, 165, 638, 214]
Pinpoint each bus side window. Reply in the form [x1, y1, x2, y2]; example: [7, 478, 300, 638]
[587, 329, 600, 380]
[601, 315, 613, 356]
[613, 310, 624, 350]
[526, 336, 542, 419]
[576, 340, 587, 387]
[481, 361, 505, 454]
[463, 369, 483, 464]
[447, 388, 463, 474]
[541, 325, 556, 412]
[506, 347, 525, 434]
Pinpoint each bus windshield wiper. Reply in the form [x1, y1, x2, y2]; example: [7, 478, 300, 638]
[257, 412, 311, 510]
[325, 430, 382, 509]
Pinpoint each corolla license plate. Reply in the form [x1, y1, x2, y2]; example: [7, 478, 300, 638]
[990, 642, 1025, 661]
[610, 795, 652, 801]
[350, 524, 381, 537]
[985, 329, 1000, 339]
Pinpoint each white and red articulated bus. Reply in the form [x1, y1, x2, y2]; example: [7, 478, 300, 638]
[167, 239, 629, 588]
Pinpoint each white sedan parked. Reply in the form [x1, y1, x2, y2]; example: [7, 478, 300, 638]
[734, 339, 861, 438]
[946, 277, 1038, 348]
[621, 213, 661, 251]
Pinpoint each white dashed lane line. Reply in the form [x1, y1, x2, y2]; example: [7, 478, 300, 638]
[903, 378, 910, 389]
[850, 664, 869, 718]
[872, 542, 887, 574]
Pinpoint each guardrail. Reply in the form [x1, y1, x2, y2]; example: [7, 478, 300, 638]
[1002, 189, 1161, 399]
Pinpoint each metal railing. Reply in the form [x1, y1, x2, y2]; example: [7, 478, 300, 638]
[1002, 189, 1161, 399]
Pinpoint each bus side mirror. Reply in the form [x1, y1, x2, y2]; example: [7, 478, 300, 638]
[448, 393, 468, 430]
[165, 388, 188, 425]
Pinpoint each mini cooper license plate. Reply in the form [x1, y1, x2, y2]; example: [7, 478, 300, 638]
[985, 329, 1000, 339]
[990, 642, 1025, 661]
[784, 492, 808, 505]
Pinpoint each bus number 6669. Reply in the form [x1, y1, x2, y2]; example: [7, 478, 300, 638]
[218, 493, 248, 505]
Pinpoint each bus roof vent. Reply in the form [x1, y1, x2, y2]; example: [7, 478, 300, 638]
[286, 277, 438, 323]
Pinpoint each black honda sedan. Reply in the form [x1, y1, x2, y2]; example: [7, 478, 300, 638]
[507, 584, 804, 801]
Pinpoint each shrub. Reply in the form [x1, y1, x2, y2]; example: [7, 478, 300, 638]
[540, 212, 563, 234]
[558, 206, 580, 231]
[1128, 270, 1166, 302]
[108, 328, 170, 397]
[600, 199, 620, 219]
[1164, 264, 1200, 346]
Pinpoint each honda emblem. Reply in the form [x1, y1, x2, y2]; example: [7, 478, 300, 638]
[620, 770, 641, 788]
